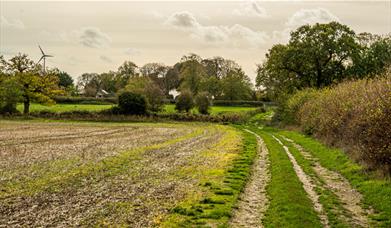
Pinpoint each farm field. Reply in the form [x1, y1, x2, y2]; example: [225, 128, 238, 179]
[0, 120, 248, 226]
[1, 119, 390, 227]
[16, 103, 257, 115]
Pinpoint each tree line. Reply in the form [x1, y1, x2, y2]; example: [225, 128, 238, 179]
[77, 54, 255, 101]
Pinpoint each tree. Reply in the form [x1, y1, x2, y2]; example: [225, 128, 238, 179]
[116, 61, 138, 89]
[221, 69, 252, 100]
[2, 54, 62, 114]
[179, 59, 207, 95]
[124, 77, 165, 112]
[195, 92, 211, 115]
[78, 73, 100, 97]
[351, 34, 391, 77]
[57, 71, 74, 88]
[175, 90, 194, 113]
[163, 66, 180, 96]
[256, 22, 361, 99]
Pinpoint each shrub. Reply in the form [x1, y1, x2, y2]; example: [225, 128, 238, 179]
[275, 88, 319, 125]
[144, 83, 165, 112]
[175, 90, 194, 113]
[195, 92, 211, 115]
[118, 91, 147, 115]
[282, 73, 391, 174]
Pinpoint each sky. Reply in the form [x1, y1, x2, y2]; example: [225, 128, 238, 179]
[1, 1, 390, 82]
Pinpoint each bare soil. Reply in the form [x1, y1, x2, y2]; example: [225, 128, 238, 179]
[273, 135, 330, 227]
[0, 121, 231, 227]
[229, 129, 270, 228]
[282, 136, 373, 227]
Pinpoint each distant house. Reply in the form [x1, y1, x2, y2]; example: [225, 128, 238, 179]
[96, 89, 110, 98]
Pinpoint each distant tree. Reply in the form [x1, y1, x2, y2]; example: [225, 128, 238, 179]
[201, 57, 240, 79]
[125, 77, 165, 112]
[175, 89, 194, 113]
[221, 69, 253, 100]
[1, 54, 62, 114]
[116, 61, 138, 89]
[78, 73, 100, 96]
[57, 71, 74, 88]
[144, 82, 165, 112]
[179, 59, 207, 95]
[195, 92, 211, 115]
[163, 66, 180, 96]
[199, 76, 222, 99]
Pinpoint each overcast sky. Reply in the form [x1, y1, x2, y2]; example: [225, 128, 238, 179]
[1, 1, 390, 82]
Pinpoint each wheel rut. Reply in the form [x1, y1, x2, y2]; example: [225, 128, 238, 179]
[229, 129, 270, 228]
[280, 136, 373, 227]
[272, 135, 330, 228]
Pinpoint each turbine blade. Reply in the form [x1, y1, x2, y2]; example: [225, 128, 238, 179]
[45, 55, 54, 57]
[38, 45, 45, 55]
[37, 56, 44, 64]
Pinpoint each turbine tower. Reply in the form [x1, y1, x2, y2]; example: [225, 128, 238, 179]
[37, 45, 53, 74]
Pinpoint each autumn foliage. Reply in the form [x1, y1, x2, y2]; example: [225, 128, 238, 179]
[280, 72, 391, 174]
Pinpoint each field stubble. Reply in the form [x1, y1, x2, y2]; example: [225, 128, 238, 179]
[0, 121, 239, 227]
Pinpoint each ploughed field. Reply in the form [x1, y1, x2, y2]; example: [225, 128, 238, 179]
[0, 121, 242, 226]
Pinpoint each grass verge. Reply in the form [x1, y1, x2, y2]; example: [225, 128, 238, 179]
[279, 130, 391, 227]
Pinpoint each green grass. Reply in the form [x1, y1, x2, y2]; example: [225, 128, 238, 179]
[162, 126, 258, 227]
[17, 103, 257, 115]
[17, 103, 113, 113]
[279, 130, 391, 227]
[275, 134, 350, 227]
[249, 126, 322, 228]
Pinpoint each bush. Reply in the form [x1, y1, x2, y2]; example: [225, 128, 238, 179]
[275, 88, 319, 125]
[281, 73, 391, 174]
[175, 90, 194, 113]
[144, 83, 165, 112]
[195, 92, 211, 115]
[118, 91, 147, 115]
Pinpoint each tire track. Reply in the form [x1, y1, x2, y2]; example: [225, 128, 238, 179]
[272, 135, 330, 228]
[230, 129, 270, 228]
[281, 136, 372, 227]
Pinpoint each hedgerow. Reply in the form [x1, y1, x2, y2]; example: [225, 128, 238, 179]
[279, 72, 391, 174]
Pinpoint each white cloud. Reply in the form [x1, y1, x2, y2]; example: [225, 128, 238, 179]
[165, 11, 199, 28]
[166, 11, 268, 48]
[100, 55, 113, 63]
[124, 48, 141, 56]
[0, 16, 25, 30]
[232, 0, 268, 18]
[76, 27, 111, 48]
[286, 8, 339, 27]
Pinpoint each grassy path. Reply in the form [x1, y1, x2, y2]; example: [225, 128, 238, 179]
[242, 123, 390, 228]
[229, 129, 270, 227]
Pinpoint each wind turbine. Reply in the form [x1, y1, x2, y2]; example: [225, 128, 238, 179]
[37, 45, 53, 74]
